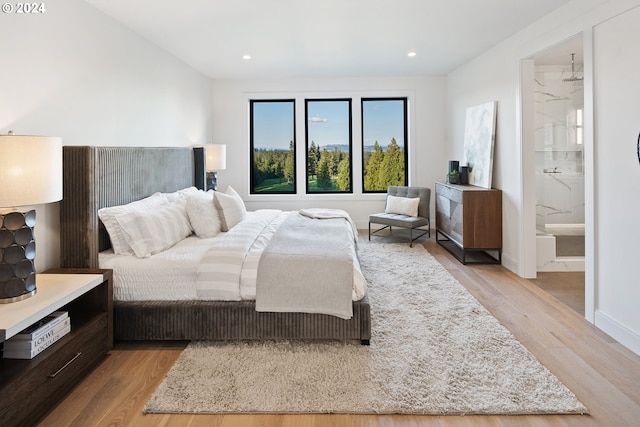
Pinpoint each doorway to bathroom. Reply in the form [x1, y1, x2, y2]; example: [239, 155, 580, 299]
[527, 34, 585, 315]
[532, 34, 585, 273]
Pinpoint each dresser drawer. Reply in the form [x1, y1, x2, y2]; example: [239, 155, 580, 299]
[436, 195, 464, 245]
[0, 314, 108, 426]
[435, 182, 463, 204]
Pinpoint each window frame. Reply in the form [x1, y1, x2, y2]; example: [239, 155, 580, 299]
[361, 97, 409, 193]
[249, 99, 297, 195]
[304, 98, 353, 194]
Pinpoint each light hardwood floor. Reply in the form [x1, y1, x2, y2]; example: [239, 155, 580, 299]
[529, 272, 585, 316]
[38, 236, 640, 426]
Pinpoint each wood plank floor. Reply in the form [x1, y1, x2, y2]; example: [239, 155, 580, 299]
[529, 272, 585, 316]
[38, 236, 640, 426]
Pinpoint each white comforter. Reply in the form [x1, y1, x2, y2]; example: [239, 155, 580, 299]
[99, 209, 367, 302]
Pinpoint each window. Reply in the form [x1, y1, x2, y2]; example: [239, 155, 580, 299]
[249, 100, 296, 194]
[305, 99, 352, 193]
[361, 98, 408, 192]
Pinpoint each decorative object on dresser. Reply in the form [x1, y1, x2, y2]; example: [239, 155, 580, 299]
[0, 132, 63, 303]
[0, 269, 113, 427]
[458, 165, 469, 184]
[462, 101, 497, 189]
[205, 144, 226, 191]
[447, 160, 460, 184]
[435, 182, 502, 264]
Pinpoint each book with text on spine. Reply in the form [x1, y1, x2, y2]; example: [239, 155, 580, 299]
[3, 317, 71, 351]
[3, 323, 72, 359]
[10, 311, 69, 341]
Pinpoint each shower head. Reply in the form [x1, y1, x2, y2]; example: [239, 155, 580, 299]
[563, 53, 583, 82]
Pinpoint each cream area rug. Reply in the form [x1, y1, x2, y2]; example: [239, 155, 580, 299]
[145, 241, 587, 415]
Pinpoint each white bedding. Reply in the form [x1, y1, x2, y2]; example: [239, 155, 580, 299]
[99, 210, 367, 302]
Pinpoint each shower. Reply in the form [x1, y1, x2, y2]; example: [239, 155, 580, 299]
[534, 46, 585, 272]
[562, 53, 583, 82]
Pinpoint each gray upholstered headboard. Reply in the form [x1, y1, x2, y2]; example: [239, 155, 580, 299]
[60, 146, 205, 268]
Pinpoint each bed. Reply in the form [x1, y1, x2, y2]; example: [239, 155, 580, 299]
[60, 146, 371, 344]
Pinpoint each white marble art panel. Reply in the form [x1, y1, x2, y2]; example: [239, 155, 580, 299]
[462, 101, 497, 189]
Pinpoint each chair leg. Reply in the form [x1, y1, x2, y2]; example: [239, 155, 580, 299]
[409, 228, 413, 247]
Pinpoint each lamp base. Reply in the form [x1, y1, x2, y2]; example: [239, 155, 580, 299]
[0, 288, 36, 303]
[206, 171, 218, 191]
[0, 210, 37, 304]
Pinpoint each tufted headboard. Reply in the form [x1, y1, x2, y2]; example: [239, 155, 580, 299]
[60, 146, 205, 268]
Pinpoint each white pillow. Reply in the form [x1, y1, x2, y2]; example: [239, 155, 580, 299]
[116, 200, 192, 258]
[164, 186, 200, 203]
[185, 190, 222, 238]
[385, 195, 420, 217]
[98, 192, 169, 254]
[214, 186, 246, 231]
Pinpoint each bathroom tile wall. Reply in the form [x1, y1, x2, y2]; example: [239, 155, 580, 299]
[534, 65, 585, 229]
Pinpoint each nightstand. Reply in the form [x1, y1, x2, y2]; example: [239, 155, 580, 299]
[0, 269, 113, 427]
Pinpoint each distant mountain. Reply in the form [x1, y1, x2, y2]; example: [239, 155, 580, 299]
[255, 143, 399, 153]
[363, 144, 392, 152]
[318, 144, 350, 153]
[316, 143, 402, 153]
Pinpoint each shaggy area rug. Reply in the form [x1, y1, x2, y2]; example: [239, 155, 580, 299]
[145, 241, 587, 415]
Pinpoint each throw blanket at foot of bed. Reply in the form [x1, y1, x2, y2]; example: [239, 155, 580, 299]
[256, 211, 354, 319]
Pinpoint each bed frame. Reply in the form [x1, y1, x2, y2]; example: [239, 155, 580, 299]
[60, 146, 371, 344]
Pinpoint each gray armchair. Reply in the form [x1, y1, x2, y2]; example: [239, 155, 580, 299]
[368, 186, 431, 247]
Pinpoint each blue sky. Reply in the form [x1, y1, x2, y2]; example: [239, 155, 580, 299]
[252, 101, 295, 150]
[361, 99, 406, 148]
[251, 99, 405, 150]
[306, 100, 350, 148]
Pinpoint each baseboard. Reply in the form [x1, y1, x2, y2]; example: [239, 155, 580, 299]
[501, 253, 517, 274]
[595, 310, 640, 357]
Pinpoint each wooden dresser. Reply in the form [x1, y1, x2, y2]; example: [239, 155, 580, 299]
[435, 182, 502, 264]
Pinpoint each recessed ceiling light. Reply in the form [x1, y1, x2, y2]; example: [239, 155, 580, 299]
[407, 52, 417, 58]
[243, 54, 251, 60]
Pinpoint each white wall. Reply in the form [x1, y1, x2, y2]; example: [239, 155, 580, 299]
[0, 0, 213, 271]
[447, 0, 640, 355]
[211, 76, 447, 229]
[592, 5, 640, 355]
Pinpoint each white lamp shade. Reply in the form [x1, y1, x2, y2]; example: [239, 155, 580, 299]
[0, 135, 63, 207]
[205, 144, 226, 171]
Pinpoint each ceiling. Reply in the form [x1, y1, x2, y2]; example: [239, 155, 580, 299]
[85, 0, 576, 79]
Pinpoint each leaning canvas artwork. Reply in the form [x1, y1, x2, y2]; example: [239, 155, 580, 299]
[462, 101, 497, 188]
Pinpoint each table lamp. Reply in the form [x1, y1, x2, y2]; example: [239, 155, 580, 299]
[205, 144, 226, 191]
[0, 132, 62, 303]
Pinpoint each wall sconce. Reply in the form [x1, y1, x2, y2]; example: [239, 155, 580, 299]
[0, 132, 62, 303]
[205, 144, 226, 191]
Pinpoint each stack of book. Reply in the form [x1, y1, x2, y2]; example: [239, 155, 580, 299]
[3, 311, 71, 359]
